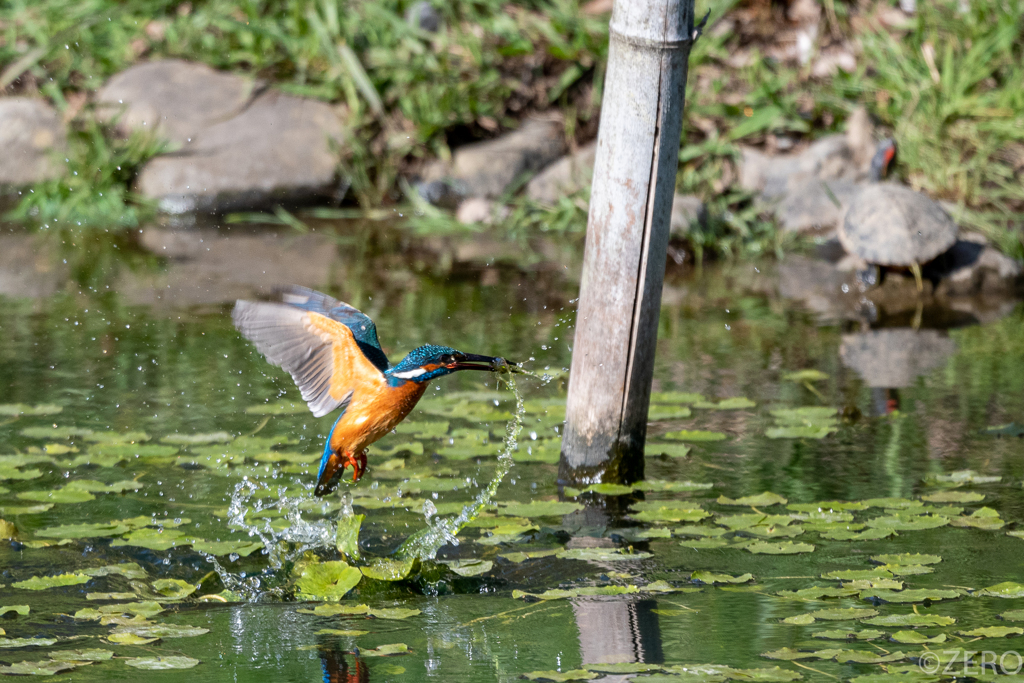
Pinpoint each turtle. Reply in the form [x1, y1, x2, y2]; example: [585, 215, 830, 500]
[838, 140, 959, 290]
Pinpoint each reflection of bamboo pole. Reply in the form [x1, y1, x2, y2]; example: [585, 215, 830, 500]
[561, 0, 703, 485]
[572, 599, 664, 666]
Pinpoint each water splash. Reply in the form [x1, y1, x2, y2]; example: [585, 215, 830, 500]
[205, 474, 337, 600]
[395, 372, 525, 560]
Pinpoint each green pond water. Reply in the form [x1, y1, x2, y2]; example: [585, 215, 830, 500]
[2, 225, 1024, 682]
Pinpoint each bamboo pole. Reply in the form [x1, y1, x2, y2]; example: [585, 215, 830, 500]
[560, 0, 702, 485]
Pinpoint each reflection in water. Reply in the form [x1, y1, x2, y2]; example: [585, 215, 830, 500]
[319, 649, 369, 683]
[573, 598, 663, 666]
[839, 328, 956, 389]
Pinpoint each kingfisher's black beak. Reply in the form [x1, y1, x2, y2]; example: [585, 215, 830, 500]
[452, 353, 519, 372]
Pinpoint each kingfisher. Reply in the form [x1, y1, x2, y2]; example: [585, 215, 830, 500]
[232, 286, 514, 496]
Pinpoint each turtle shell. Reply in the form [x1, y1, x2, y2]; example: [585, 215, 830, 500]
[838, 183, 958, 266]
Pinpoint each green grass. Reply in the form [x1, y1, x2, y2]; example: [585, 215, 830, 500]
[2, 0, 1022, 260]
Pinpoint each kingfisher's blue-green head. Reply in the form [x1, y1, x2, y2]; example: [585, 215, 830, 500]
[386, 345, 511, 384]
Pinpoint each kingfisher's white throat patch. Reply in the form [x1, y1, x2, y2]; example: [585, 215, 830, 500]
[392, 368, 428, 379]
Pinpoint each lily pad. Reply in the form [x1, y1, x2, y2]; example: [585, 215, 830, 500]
[17, 488, 95, 504]
[500, 501, 583, 517]
[693, 397, 756, 410]
[925, 470, 1001, 485]
[442, 559, 493, 577]
[761, 648, 842, 661]
[513, 586, 639, 600]
[12, 572, 90, 590]
[746, 541, 814, 554]
[110, 528, 187, 551]
[0, 605, 29, 616]
[866, 515, 949, 531]
[335, 514, 364, 560]
[556, 548, 651, 562]
[296, 604, 370, 616]
[1000, 609, 1024, 621]
[862, 614, 955, 627]
[776, 587, 859, 600]
[890, 631, 946, 644]
[522, 670, 596, 682]
[0, 637, 58, 648]
[107, 632, 159, 645]
[808, 608, 879, 621]
[123, 656, 200, 669]
[190, 539, 264, 557]
[0, 403, 62, 416]
[35, 522, 132, 539]
[921, 491, 984, 503]
[0, 660, 80, 675]
[112, 623, 210, 639]
[649, 392, 705, 404]
[19, 426, 92, 439]
[647, 406, 692, 421]
[633, 480, 713, 492]
[294, 560, 362, 601]
[690, 571, 753, 585]
[631, 507, 709, 524]
[787, 501, 866, 513]
[781, 614, 816, 625]
[663, 430, 727, 442]
[870, 553, 941, 566]
[48, 649, 114, 661]
[813, 629, 885, 640]
[84, 431, 150, 444]
[360, 558, 417, 581]
[151, 579, 197, 600]
[949, 507, 1005, 529]
[766, 426, 837, 439]
[717, 492, 788, 507]
[0, 466, 44, 481]
[572, 483, 634, 496]
[84, 563, 148, 580]
[978, 582, 1024, 598]
[956, 626, 1023, 638]
[315, 629, 369, 636]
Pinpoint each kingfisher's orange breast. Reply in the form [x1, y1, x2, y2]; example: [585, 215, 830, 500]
[328, 380, 428, 455]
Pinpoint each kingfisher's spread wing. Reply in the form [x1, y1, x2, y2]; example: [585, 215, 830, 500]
[233, 288, 389, 418]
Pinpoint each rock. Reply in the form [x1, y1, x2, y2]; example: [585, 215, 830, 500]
[669, 194, 706, 238]
[405, 1, 441, 32]
[452, 118, 567, 199]
[135, 91, 345, 213]
[96, 60, 254, 147]
[845, 106, 876, 170]
[931, 234, 1024, 296]
[739, 135, 855, 200]
[775, 177, 860, 234]
[525, 142, 596, 205]
[417, 179, 466, 210]
[0, 98, 66, 187]
[455, 197, 509, 225]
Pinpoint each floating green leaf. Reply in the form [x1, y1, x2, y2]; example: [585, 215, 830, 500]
[84, 563, 148, 580]
[862, 614, 955, 627]
[358, 643, 413, 657]
[925, 470, 1000, 485]
[956, 626, 1023, 638]
[0, 660, 79, 675]
[0, 404, 62, 416]
[870, 553, 941, 566]
[442, 559, 493, 577]
[500, 501, 583, 517]
[866, 515, 949, 531]
[315, 629, 368, 636]
[0, 467, 44, 481]
[513, 586, 639, 600]
[813, 629, 885, 640]
[766, 426, 837, 439]
[691, 571, 753, 585]
[360, 558, 417, 581]
[788, 501, 866, 513]
[776, 587, 859, 600]
[835, 651, 904, 664]
[556, 548, 651, 562]
[921, 491, 984, 503]
[35, 522, 131, 539]
[17, 488, 95, 504]
[663, 430, 727, 442]
[1001, 609, 1024, 621]
[649, 392, 705, 404]
[108, 632, 159, 645]
[12, 572, 90, 590]
[949, 507, 1005, 529]
[336, 514, 364, 560]
[761, 648, 841, 661]
[572, 483, 633, 496]
[294, 560, 362, 601]
[633, 480, 713, 492]
[84, 431, 150, 444]
[890, 631, 946, 644]
[978, 582, 1024, 598]
[746, 541, 814, 554]
[88, 593, 139, 601]
[631, 507, 709, 523]
[150, 579, 197, 600]
[65, 479, 142, 493]
[694, 397, 756, 410]
[112, 623, 210, 639]
[808, 608, 879, 621]
[717, 492, 788, 507]
[110, 528, 186, 551]
[521, 670, 596, 682]
[0, 637, 57, 648]
[296, 604, 370, 616]
[190, 539, 264, 557]
[48, 649, 114, 661]
[20, 426, 92, 439]
[123, 656, 200, 669]
[0, 605, 29, 616]
[647, 406, 692, 421]
[781, 614, 816, 625]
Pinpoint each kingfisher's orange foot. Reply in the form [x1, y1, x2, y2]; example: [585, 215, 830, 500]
[340, 449, 368, 482]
